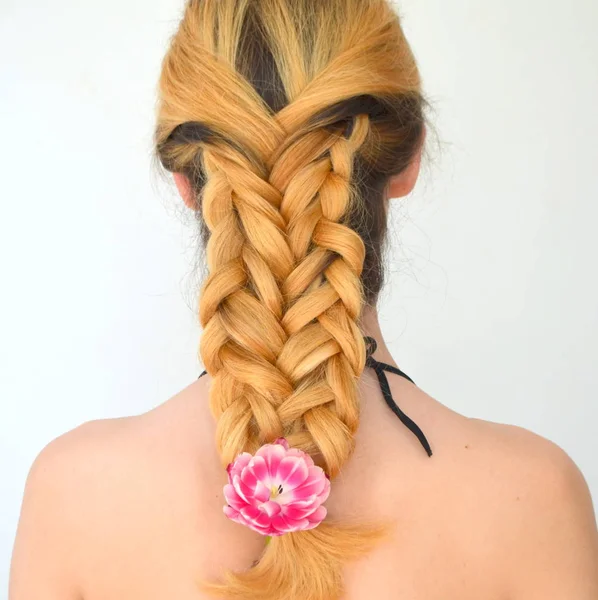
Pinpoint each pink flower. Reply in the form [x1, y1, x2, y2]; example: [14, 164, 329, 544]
[223, 438, 331, 536]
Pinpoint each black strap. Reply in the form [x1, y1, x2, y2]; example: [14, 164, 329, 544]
[197, 336, 432, 458]
[364, 336, 414, 383]
[364, 337, 433, 457]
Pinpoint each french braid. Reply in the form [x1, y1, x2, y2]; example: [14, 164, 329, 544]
[156, 1, 426, 598]
[195, 114, 389, 600]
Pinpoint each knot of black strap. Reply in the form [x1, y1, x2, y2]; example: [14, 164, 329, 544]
[363, 336, 433, 458]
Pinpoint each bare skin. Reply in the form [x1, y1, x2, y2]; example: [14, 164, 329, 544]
[10, 149, 598, 598]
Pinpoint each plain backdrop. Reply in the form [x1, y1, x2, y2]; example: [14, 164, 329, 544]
[1, 0, 597, 591]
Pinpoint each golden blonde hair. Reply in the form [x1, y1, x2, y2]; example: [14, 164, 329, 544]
[155, 1, 425, 598]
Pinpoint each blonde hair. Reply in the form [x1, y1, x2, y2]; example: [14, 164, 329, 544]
[155, 1, 425, 598]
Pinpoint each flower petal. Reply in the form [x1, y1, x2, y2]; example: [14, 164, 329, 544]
[223, 505, 244, 526]
[279, 493, 317, 508]
[306, 505, 327, 524]
[293, 468, 327, 499]
[241, 505, 271, 528]
[317, 477, 331, 503]
[281, 504, 319, 521]
[260, 500, 282, 518]
[223, 483, 246, 511]
[271, 513, 309, 534]
[248, 522, 274, 536]
[229, 509, 272, 536]
[240, 465, 259, 489]
[276, 456, 309, 489]
[228, 453, 252, 482]
[256, 442, 286, 478]
[249, 455, 269, 485]
[253, 480, 271, 504]
[232, 474, 251, 504]
[286, 448, 315, 467]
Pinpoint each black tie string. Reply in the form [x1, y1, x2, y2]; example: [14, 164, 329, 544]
[364, 336, 433, 458]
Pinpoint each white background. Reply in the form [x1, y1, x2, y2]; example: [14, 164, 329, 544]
[1, 0, 597, 591]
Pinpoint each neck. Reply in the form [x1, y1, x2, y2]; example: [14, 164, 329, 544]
[358, 304, 397, 368]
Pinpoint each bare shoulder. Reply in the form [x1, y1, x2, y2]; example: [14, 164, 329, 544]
[403, 382, 594, 504]
[461, 416, 592, 487]
[23, 375, 215, 510]
[10, 377, 217, 598]
[464, 417, 596, 517]
[421, 394, 597, 524]
[453, 415, 598, 597]
[383, 374, 598, 588]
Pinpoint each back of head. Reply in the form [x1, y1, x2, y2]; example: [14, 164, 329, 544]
[155, 1, 425, 598]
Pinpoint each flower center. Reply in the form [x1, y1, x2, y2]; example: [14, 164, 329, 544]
[270, 484, 283, 499]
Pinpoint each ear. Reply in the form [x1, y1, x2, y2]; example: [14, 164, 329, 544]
[385, 126, 426, 200]
[173, 172, 197, 210]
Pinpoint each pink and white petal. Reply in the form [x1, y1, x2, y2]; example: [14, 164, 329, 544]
[281, 505, 318, 521]
[273, 438, 290, 450]
[223, 484, 246, 511]
[292, 480, 324, 501]
[257, 443, 286, 477]
[240, 516, 272, 536]
[279, 493, 317, 508]
[285, 448, 315, 467]
[238, 477, 259, 503]
[225, 505, 274, 536]
[223, 505, 245, 526]
[267, 444, 287, 476]
[276, 456, 309, 489]
[248, 523, 274, 536]
[306, 505, 327, 525]
[240, 465, 259, 490]
[260, 500, 282, 518]
[253, 480, 271, 504]
[229, 453, 253, 480]
[307, 465, 328, 484]
[239, 504, 260, 521]
[293, 470, 327, 499]
[285, 449, 301, 457]
[317, 478, 331, 503]
[257, 512, 274, 529]
[232, 474, 251, 504]
[248, 455, 269, 484]
[301, 519, 323, 532]
[241, 505, 271, 529]
[271, 513, 309, 534]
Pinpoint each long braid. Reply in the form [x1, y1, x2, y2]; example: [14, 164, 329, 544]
[156, 1, 427, 598]
[196, 119, 390, 600]
[196, 104, 372, 476]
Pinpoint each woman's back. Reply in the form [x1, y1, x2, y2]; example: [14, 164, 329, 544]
[11, 332, 598, 599]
